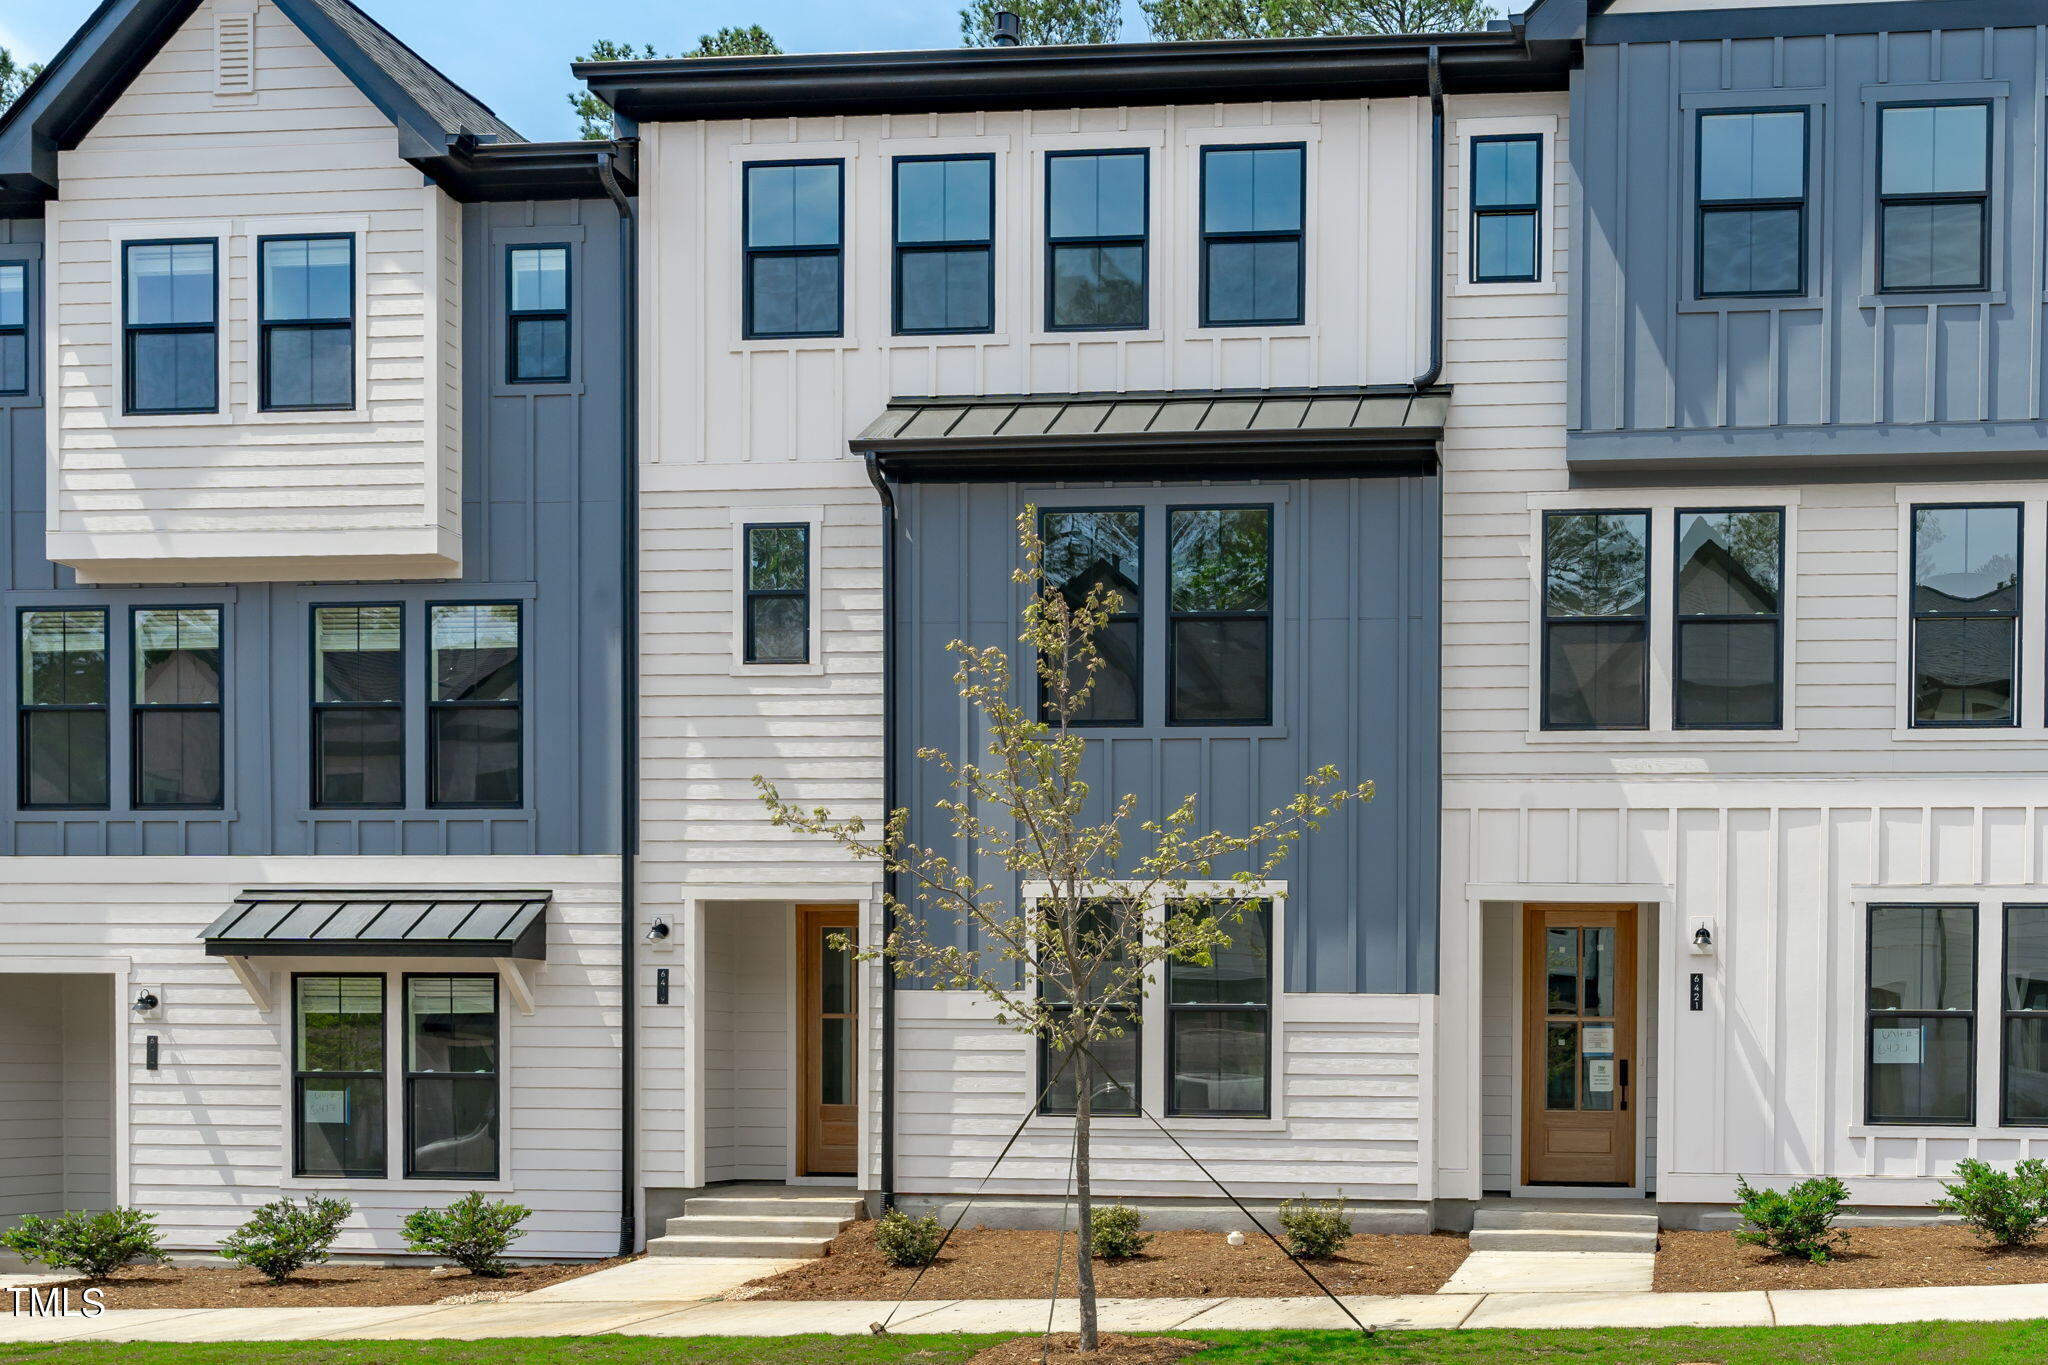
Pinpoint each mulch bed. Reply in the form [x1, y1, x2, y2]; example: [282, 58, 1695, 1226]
[969, 1334, 1209, 1363]
[35, 1257, 630, 1309]
[745, 1227, 1468, 1300]
[1656, 1226, 2048, 1292]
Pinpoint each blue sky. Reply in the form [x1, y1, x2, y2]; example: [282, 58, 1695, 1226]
[5, 2, 1151, 143]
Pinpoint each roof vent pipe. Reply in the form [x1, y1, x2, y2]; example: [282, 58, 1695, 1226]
[992, 11, 1023, 45]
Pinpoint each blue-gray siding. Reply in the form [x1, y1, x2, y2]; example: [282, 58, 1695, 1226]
[890, 475, 1440, 995]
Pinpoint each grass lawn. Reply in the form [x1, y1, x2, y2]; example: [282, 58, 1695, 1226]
[7, 1323, 2048, 1364]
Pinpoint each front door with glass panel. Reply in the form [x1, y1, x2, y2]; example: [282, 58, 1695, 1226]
[798, 905, 858, 1175]
[1522, 904, 1635, 1186]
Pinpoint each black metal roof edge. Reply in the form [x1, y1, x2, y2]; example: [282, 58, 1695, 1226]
[872, 449, 1440, 483]
[231, 888, 555, 898]
[204, 937, 546, 960]
[880, 382, 1447, 408]
[432, 139, 638, 203]
[862, 430, 1444, 484]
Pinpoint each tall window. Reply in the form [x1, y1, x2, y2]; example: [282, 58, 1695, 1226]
[1879, 102, 1991, 293]
[313, 605, 404, 809]
[1168, 506, 1272, 725]
[0, 262, 25, 395]
[259, 235, 353, 411]
[1046, 150, 1147, 330]
[124, 240, 217, 414]
[1867, 904, 1975, 1125]
[1199, 144, 1305, 326]
[405, 976, 500, 1180]
[1040, 508, 1142, 725]
[1696, 109, 1807, 297]
[1542, 511, 1650, 729]
[1675, 509, 1783, 729]
[132, 607, 223, 810]
[1039, 902, 1139, 1117]
[19, 609, 109, 810]
[1167, 901, 1272, 1118]
[2003, 905, 2048, 1126]
[743, 523, 810, 665]
[507, 245, 570, 383]
[1910, 503, 2019, 727]
[893, 155, 994, 335]
[744, 161, 843, 339]
[1469, 134, 1542, 284]
[429, 604, 521, 808]
[295, 975, 386, 1179]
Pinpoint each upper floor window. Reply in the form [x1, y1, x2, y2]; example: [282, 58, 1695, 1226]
[313, 604, 404, 809]
[1910, 503, 2019, 728]
[1168, 506, 1272, 725]
[1199, 144, 1304, 327]
[893, 155, 994, 335]
[259, 235, 353, 411]
[1046, 150, 1147, 330]
[1041, 508, 1142, 725]
[1879, 102, 1991, 293]
[1542, 511, 1649, 729]
[1470, 134, 1542, 284]
[1866, 904, 1975, 1125]
[743, 523, 810, 665]
[0, 262, 25, 395]
[132, 607, 224, 809]
[1696, 110, 1807, 298]
[428, 603, 521, 808]
[124, 240, 217, 414]
[18, 608, 109, 810]
[744, 160, 843, 339]
[1675, 509, 1784, 729]
[507, 245, 570, 383]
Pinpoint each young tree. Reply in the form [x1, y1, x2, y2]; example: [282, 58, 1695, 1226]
[1, 47, 43, 112]
[569, 29, 782, 140]
[1142, 0, 1494, 41]
[961, 0, 1124, 45]
[760, 508, 1371, 1352]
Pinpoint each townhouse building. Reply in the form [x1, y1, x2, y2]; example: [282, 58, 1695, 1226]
[0, 0, 633, 1259]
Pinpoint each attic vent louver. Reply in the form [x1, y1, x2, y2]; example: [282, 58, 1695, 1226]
[215, 9, 257, 96]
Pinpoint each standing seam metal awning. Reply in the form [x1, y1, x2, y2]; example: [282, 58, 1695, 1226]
[202, 891, 551, 960]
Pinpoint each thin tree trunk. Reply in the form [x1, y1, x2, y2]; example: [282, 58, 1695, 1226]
[1073, 1047, 1099, 1352]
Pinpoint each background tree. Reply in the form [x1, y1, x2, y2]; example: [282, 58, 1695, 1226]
[1, 47, 43, 112]
[569, 28, 782, 140]
[1142, 0, 1494, 40]
[961, 0, 1124, 45]
[760, 508, 1370, 1353]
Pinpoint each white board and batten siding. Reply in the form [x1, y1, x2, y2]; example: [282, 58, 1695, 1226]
[45, 0, 462, 585]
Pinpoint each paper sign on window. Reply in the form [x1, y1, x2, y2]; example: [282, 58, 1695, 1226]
[304, 1090, 349, 1125]
[1871, 1027, 1923, 1065]
[1582, 1025, 1615, 1056]
[1587, 1059, 1615, 1093]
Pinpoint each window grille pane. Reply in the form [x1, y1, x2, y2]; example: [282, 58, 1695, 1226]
[1869, 906, 1974, 1011]
[509, 246, 568, 312]
[1545, 622, 1648, 728]
[748, 253, 840, 336]
[513, 317, 568, 381]
[2004, 1018, 2048, 1124]
[1204, 239, 1300, 325]
[135, 710, 222, 807]
[1913, 617, 2016, 725]
[1913, 506, 2019, 610]
[408, 977, 498, 1073]
[430, 708, 520, 805]
[1050, 244, 1144, 328]
[126, 242, 215, 325]
[135, 608, 221, 704]
[1048, 152, 1145, 239]
[265, 325, 352, 408]
[299, 1077, 386, 1177]
[1882, 200, 1986, 291]
[2006, 906, 2048, 1011]
[129, 330, 216, 412]
[1472, 137, 1540, 208]
[895, 159, 991, 243]
[1202, 147, 1302, 234]
[262, 238, 351, 321]
[1167, 906, 1269, 1005]
[1676, 621, 1778, 727]
[1700, 208, 1802, 295]
[1868, 1015, 1972, 1123]
[898, 247, 991, 332]
[1170, 618, 1269, 723]
[431, 605, 520, 702]
[747, 596, 808, 664]
[0, 263, 22, 327]
[316, 709, 403, 807]
[22, 711, 109, 807]
[1475, 212, 1537, 281]
[1699, 111, 1805, 201]
[316, 606, 401, 703]
[1678, 511, 1781, 615]
[408, 1076, 498, 1177]
[1169, 1010, 1267, 1115]
[1169, 509, 1269, 613]
[748, 526, 807, 591]
[1881, 104, 1989, 196]
[1544, 513, 1648, 617]
[22, 611, 107, 705]
[0, 332, 23, 394]
[746, 164, 841, 248]
[1042, 1022, 1138, 1115]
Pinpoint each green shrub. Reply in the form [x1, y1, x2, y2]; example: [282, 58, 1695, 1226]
[218, 1196, 354, 1283]
[0, 1207, 167, 1280]
[1088, 1204, 1150, 1260]
[1732, 1174, 1853, 1263]
[1277, 1196, 1352, 1260]
[872, 1209, 944, 1268]
[1935, 1158, 2048, 1248]
[400, 1193, 531, 1277]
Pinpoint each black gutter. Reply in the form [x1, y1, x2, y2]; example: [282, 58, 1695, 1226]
[597, 145, 641, 1259]
[1410, 47, 1446, 391]
[862, 452, 899, 1212]
[446, 140, 639, 203]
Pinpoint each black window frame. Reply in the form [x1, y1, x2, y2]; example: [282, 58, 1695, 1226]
[891, 152, 996, 337]
[1166, 502, 1275, 728]
[1198, 142, 1307, 328]
[121, 237, 219, 415]
[2001, 903, 2048, 1128]
[129, 604, 224, 812]
[402, 972, 502, 1182]
[1044, 148, 1150, 333]
[1540, 508, 1652, 732]
[1037, 900, 1142, 1118]
[1038, 505, 1145, 728]
[17, 606, 111, 812]
[291, 971, 388, 1181]
[0, 260, 27, 396]
[1865, 902, 1977, 1127]
[505, 243, 572, 384]
[1468, 133, 1543, 285]
[310, 602, 405, 811]
[1694, 107, 1810, 300]
[742, 158, 845, 341]
[1165, 899, 1274, 1119]
[426, 600, 524, 811]
[1909, 501, 2021, 731]
[257, 232, 355, 413]
[1673, 506, 1786, 731]
[1876, 99, 1993, 296]
[742, 521, 812, 665]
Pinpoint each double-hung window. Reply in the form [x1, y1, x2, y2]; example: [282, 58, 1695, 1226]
[1909, 503, 2019, 728]
[742, 523, 810, 665]
[428, 604, 521, 808]
[1168, 506, 1272, 725]
[405, 975, 500, 1180]
[1879, 102, 1991, 293]
[124, 240, 217, 414]
[1199, 144, 1304, 326]
[744, 161, 843, 339]
[507, 245, 570, 383]
[1675, 509, 1784, 729]
[1696, 109, 1807, 297]
[1866, 904, 1975, 1125]
[313, 605, 404, 809]
[0, 262, 25, 395]
[259, 235, 353, 411]
[1166, 901, 1272, 1118]
[1046, 150, 1147, 330]
[1039, 902, 1141, 1117]
[1040, 508, 1142, 724]
[893, 155, 994, 335]
[18, 609, 110, 810]
[294, 974, 387, 1179]
[1469, 134, 1542, 284]
[132, 607, 223, 810]
[1542, 511, 1650, 730]
[2003, 906, 2048, 1126]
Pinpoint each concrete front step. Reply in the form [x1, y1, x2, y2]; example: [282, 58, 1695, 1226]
[647, 1233, 834, 1258]
[663, 1214, 852, 1240]
[1468, 1227, 1659, 1254]
[683, 1194, 865, 1220]
[1473, 1207, 1658, 1234]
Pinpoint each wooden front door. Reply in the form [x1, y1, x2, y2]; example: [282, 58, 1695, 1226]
[797, 905, 858, 1175]
[1522, 904, 1636, 1186]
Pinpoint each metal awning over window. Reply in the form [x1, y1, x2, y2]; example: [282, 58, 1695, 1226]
[202, 891, 550, 961]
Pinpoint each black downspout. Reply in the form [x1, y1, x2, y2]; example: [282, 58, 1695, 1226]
[598, 145, 640, 1258]
[1411, 46, 1446, 391]
[863, 452, 898, 1212]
